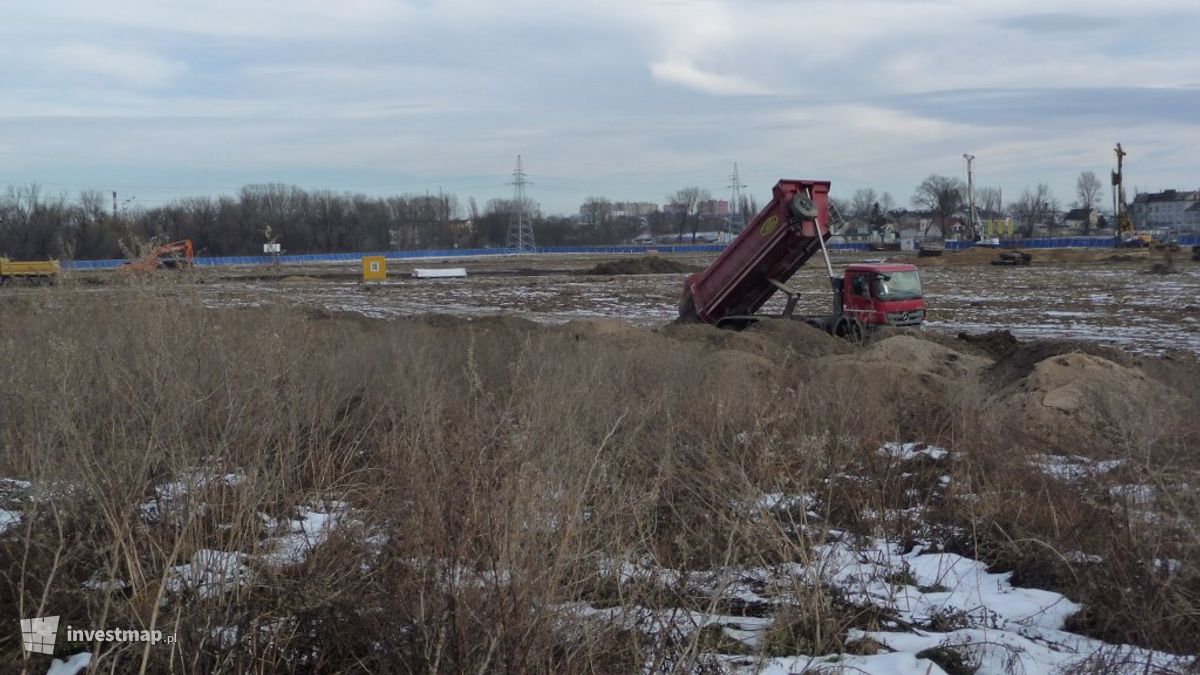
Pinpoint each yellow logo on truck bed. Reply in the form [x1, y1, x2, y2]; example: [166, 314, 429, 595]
[759, 215, 780, 237]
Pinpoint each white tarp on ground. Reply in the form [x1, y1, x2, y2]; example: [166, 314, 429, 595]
[412, 268, 467, 278]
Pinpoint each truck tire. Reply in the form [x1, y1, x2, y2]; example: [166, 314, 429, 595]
[835, 318, 865, 343]
[790, 194, 818, 219]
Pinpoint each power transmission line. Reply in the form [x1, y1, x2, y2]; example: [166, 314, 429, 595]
[505, 155, 536, 253]
[727, 162, 747, 233]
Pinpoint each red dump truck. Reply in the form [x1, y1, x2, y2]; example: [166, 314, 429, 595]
[678, 179, 925, 338]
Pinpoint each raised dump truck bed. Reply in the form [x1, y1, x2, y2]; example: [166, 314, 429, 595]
[679, 179, 830, 324]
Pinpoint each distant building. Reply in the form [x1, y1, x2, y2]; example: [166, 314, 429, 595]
[1062, 207, 1101, 233]
[698, 199, 730, 217]
[1131, 190, 1200, 230]
[612, 201, 659, 217]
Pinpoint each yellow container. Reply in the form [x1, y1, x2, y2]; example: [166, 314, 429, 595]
[0, 258, 60, 281]
[362, 256, 387, 281]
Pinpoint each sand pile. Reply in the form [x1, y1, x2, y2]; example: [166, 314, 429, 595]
[746, 319, 853, 358]
[985, 338, 1136, 389]
[813, 335, 990, 386]
[558, 318, 657, 347]
[586, 257, 699, 275]
[996, 352, 1171, 446]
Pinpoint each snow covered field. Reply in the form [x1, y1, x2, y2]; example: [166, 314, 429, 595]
[181, 256, 1200, 355]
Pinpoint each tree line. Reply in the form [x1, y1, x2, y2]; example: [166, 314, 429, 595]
[0, 172, 1112, 261]
[0, 184, 674, 261]
[834, 171, 1107, 240]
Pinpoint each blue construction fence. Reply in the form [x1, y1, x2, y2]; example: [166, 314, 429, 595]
[59, 236, 1200, 270]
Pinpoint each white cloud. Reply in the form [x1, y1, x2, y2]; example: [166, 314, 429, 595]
[1, 0, 1199, 212]
[49, 44, 185, 88]
[649, 60, 767, 95]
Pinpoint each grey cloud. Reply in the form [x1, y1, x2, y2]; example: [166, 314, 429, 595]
[882, 87, 1200, 127]
[997, 13, 1119, 35]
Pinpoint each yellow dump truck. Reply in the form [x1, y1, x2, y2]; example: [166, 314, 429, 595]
[0, 257, 60, 284]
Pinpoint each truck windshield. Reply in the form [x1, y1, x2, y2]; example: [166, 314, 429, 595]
[873, 271, 922, 300]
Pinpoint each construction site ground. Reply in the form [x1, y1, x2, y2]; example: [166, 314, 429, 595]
[60, 247, 1200, 356]
[3, 250, 1199, 672]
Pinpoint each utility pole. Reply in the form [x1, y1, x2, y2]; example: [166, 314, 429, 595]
[505, 155, 536, 252]
[112, 191, 118, 221]
[1112, 143, 1130, 242]
[963, 153, 978, 241]
[727, 163, 747, 235]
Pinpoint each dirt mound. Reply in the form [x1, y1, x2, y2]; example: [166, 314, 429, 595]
[279, 275, 321, 283]
[852, 335, 991, 380]
[414, 313, 539, 337]
[954, 330, 1020, 361]
[1144, 262, 1177, 275]
[705, 349, 775, 382]
[997, 352, 1172, 447]
[914, 247, 1008, 266]
[586, 257, 699, 275]
[745, 319, 853, 357]
[985, 338, 1138, 389]
[659, 322, 779, 360]
[558, 319, 657, 346]
[917, 247, 1148, 267]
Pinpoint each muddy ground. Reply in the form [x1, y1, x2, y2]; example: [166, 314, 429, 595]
[51, 248, 1200, 355]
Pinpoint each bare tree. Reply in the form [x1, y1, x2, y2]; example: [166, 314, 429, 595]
[911, 175, 965, 237]
[1010, 183, 1059, 238]
[879, 191, 895, 215]
[977, 187, 1002, 216]
[580, 197, 612, 227]
[668, 187, 709, 242]
[849, 188, 878, 224]
[1075, 171, 1103, 209]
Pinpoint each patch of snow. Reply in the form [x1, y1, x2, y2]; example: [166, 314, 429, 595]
[1030, 454, 1126, 481]
[753, 492, 818, 513]
[82, 571, 129, 593]
[167, 549, 252, 598]
[141, 468, 245, 523]
[880, 442, 948, 462]
[0, 508, 19, 535]
[261, 500, 352, 566]
[725, 651, 949, 675]
[1108, 484, 1155, 505]
[1065, 551, 1104, 564]
[45, 652, 91, 675]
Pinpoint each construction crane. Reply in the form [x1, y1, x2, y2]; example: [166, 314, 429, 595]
[121, 240, 195, 274]
[1111, 143, 1147, 247]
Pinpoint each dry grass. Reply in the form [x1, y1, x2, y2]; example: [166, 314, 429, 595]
[0, 286, 1197, 673]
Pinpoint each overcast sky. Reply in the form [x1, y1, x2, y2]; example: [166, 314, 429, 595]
[3, 0, 1198, 215]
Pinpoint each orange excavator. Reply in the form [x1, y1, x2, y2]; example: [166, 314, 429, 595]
[121, 240, 195, 273]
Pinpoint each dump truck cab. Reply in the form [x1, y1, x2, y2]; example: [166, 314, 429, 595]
[841, 263, 925, 329]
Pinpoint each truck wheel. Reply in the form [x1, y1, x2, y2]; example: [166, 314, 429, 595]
[677, 287, 700, 324]
[846, 321, 865, 343]
[835, 319, 864, 343]
[790, 194, 818, 219]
